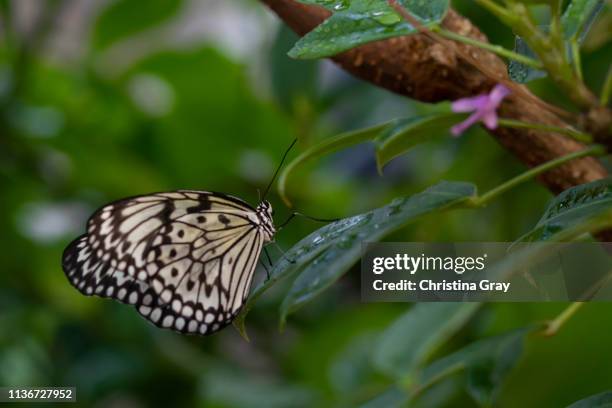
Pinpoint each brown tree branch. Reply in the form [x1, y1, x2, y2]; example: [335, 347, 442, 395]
[261, 0, 607, 194]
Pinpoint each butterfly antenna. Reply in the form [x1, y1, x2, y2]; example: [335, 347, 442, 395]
[261, 138, 298, 202]
[261, 138, 338, 228]
[278, 212, 340, 230]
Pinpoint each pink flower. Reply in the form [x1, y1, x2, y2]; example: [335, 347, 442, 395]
[450, 84, 511, 136]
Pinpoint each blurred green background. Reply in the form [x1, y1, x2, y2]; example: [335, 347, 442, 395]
[1, 0, 611, 407]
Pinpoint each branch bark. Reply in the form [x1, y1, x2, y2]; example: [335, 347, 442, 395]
[261, 0, 607, 194]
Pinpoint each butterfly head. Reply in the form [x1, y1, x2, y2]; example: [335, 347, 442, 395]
[256, 200, 275, 242]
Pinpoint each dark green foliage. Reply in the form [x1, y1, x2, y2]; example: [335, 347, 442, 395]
[0, 1, 611, 407]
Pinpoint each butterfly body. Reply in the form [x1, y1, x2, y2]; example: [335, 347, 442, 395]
[62, 190, 274, 335]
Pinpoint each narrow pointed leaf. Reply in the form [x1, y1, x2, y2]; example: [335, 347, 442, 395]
[509, 1, 603, 83]
[236, 181, 475, 332]
[278, 122, 389, 205]
[279, 181, 477, 324]
[562, 0, 605, 41]
[517, 177, 612, 242]
[234, 209, 380, 333]
[375, 113, 460, 173]
[419, 328, 533, 406]
[279, 112, 458, 205]
[508, 36, 547, 83]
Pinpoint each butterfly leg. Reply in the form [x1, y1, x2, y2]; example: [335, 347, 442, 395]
[259, 260, 271, 282]
[262, 248, 274, 281]
[272, 242, 296, 264]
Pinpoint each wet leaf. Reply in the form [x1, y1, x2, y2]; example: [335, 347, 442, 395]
[508, 36, 547, 83]
[279, 182, 477, 325]
[517, 177, 612, 242]
[235, 181, 476, 335]
[289, 0, 450, 59]
[298, 0, 350, 11]
[234, 211, 376, 336]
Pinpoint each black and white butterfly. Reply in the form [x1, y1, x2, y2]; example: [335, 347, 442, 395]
[62, 190, 275, 335]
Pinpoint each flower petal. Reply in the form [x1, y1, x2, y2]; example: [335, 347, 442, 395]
[451, 112, 483, 136]
[451, 94, 488, 112]
[482, 110, 498, 129]
[488, 84, 511, 107]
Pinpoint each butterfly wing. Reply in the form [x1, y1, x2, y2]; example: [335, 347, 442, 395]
[62, 191, 265, 335]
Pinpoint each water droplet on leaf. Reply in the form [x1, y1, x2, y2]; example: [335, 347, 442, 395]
[371, 10, 401, 26]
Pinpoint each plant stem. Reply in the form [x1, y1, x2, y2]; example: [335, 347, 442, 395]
[489, 1, 598, 110]
[570, 40, 583, 81]
[549, 0, 564, 54]
[436, 29, 542, 69]
[601, 65, 612, 106]
[389, 0, 575, 120]
[543, 302, 584, 336]
[468, 144, 607, 207]
[497, 118, 593, 143]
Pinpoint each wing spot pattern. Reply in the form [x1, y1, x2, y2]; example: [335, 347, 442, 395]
[61, 191, 272, 335]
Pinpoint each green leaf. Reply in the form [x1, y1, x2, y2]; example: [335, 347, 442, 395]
[567, 391, 612, 408]
[234, 210, 378, 337]
[92, 0, 183, 51]
[278, 122, 389, 205]
[289, 0, 450, 59]
[509, 2, 604, 83]
[508, 36, 547, 83]
[373, 303, 481, 380]
[279, 113, 458, 205]
[419, 328, 533, 406]
[375, 113, 460, 173]
[484, 213, 612, 293]
[359, 387, 408, 408]
[297, 0, 350, 10]
[517, 177, 612, 242]
[492, 182, 612, 287]
[279, 182, 477, 325]
[562, 0, 605, 41]
[234, 181, 476, 336]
